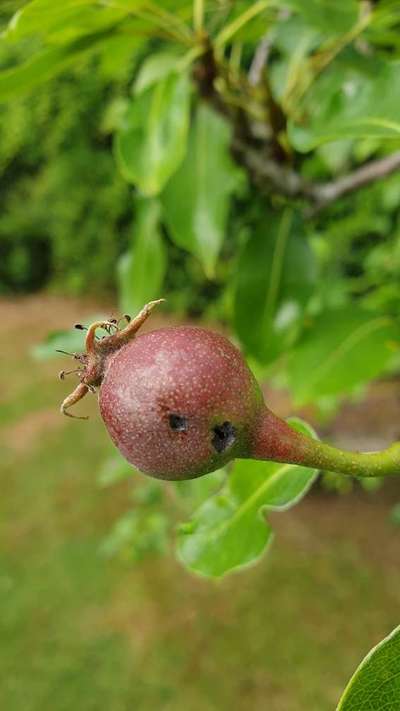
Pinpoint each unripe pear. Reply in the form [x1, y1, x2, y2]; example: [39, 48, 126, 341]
[99, 325, 263, 479]
[59, 301, 400, 481]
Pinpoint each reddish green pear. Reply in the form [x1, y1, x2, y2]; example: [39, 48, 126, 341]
[59, 301, 400, 481]
[99, 325, 263, 479]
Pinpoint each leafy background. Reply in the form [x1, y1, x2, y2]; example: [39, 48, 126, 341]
[1, 1, 400, 709]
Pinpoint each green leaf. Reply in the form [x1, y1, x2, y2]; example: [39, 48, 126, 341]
[134, 50, 183, 94]
[114, 71, 191, 196]
[5, 0, 127, 43]
[100, 509, 169, 562]
[279, 0, 359, 34]
[118, 197, 166, 315]
[0, 28, 116, 101]
[234, 209, 317, 364]
[288, 307, 399, 405]
[6, 0, 94, 35]
[289, 58, 400, 151]
[174, 468, 227, 510]
[162, 103, 241, 277]
[270, 14, 321, 102]
[31, 315, 105, 360]
[337, 625, 400, 710]
[176, 418, 318, 578]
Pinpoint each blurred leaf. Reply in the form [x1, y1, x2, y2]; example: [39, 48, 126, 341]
[337, 625, 400, 710]
[100, 475, 166, 561]
[100, 509, 169, 562]
[289, 58, 400, 151]
[5, 0, 127, 43]
[118, 197, 166, 315]
[97, 33, 140, 80]
[288, 308, 399, 405]
[134, 479, 164, 506]
[271, 14, 321, 103]
[318, 138, 353, 173]
[97, 452, 134, 488]
[359, 477, 382, 494]
[134, 49, 183, 94]
[31, 315, 105, 360]
[234, 209, 317, 364]
[320, 470, 354, 496]
[390, 503, 400, 526]
[279, 0, 359, 34]
[162, 103, 241, 277]
[367, 1, 400, 57]
[6, 0, 94, 36]
[0, 28, 116, 100]
[174, 468, 227, 510]
[115, 71, 191, 195]
[176, 418, 318, 578]
[214, 0, 272, 47]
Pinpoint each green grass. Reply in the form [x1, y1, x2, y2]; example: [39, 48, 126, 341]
[1, 295, 400, 711]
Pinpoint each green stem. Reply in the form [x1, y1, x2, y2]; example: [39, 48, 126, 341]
[251, 406, 400, 478]
[297, 437, 400, 478]
[215, 0, 270, 48]
[193, 0, 204, 34]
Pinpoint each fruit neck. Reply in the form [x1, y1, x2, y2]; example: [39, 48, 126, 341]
[250, 406, 400, 478]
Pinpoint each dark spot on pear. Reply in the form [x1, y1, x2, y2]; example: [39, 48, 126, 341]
[212, 422, 236, 453]
[169, 414, 188, 432]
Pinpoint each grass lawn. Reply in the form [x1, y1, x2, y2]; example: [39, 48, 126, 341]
[1, 294, 400, 711]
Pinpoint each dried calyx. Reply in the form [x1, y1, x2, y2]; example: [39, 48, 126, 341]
[59, 300, 164, 419]
[59, 300, 400, 481]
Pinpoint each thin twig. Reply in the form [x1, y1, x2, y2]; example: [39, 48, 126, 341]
[248, 34, 271, 86]
[309, 151, 400, 208]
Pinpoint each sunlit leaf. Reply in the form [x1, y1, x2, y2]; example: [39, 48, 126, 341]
[115, 71, 191, 195]
[118, 197, 166, 315]
[5, 0, 128, 43]
[176, 418, 318, 578]
[234, 209, 317, 364]
[337, 625, 400, 710]
[162, 103, 242, 277]
[288, 307, 399, 405]
[134, 50, 183, 94]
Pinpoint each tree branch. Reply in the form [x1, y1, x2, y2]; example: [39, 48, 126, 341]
[248, 34, 271, 86]
[307, 150, 400, 212]
[193, 42, 400, 216]
[233, 139, 400, 217]
[232, 138, 307, 196]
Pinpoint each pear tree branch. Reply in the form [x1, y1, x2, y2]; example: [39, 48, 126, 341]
[233, 139, 400, 216]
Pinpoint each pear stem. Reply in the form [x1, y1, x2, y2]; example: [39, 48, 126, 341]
[251, 406, 400, 478]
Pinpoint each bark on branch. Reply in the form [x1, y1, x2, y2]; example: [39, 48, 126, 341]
[308, 150, 400, 209]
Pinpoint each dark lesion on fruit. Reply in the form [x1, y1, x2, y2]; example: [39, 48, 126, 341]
[212, 421, 236, 453]
[169, 413, 188, 432]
